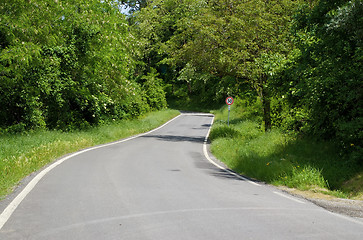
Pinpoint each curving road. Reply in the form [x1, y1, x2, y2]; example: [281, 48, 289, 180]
[1, 113, 363, 239]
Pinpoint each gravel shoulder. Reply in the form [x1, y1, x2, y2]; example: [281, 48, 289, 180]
[279, 187, 363, 219]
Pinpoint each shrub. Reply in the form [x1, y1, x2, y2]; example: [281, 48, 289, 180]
[209, 126, 240, 141]
[141, 68, 167, 110]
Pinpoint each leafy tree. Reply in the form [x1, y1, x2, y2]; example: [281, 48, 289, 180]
[120, 0, 148, 12]
[162, 0, 299, 130]
[140, 68, 167, 110]
[130, 0, 302, 129]
[274, 0, 362, 162]
[129, 0, 194, 99]
[0, 0, 158, 131]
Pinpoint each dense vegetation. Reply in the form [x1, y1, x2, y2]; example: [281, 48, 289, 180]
[1, 0, 361, 194]
[210, 100, 362, 199]
[125, 0, 361, 165]
[0, 0, 166, 132]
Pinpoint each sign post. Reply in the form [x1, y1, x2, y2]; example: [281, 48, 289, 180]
[225, 97, 234, 126]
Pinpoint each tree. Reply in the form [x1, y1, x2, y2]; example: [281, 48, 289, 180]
[163, 0, 299, 130]
[276, 0, 362, 161]
[121, 0, 148, 12]
[0, 0, 157, 131]
[129, 0, 196, 98]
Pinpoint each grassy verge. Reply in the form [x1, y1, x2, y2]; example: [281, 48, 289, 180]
[210, 99, 363, 200]
[0, 109, 179, 199]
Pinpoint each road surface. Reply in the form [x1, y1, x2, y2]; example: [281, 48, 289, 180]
[1, 113, 363, 239]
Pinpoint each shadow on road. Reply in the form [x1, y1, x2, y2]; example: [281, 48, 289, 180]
[190, 152, 250, 182]
[141, 134, 205, 143]
[141, 134, 256, 183]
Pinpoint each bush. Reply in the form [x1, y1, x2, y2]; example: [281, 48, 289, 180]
[0, 0, 156, 131]
[141, 68, 167, 110]
[209, 126, 240, 141]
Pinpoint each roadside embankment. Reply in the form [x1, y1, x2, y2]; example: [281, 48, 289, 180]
[209, 99, 363, 201]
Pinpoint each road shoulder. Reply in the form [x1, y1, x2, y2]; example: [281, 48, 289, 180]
[205, 140, 363, 220]
[277, 186, 363, 219]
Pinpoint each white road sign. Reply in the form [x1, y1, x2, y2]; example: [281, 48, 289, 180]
[226, 97, 234, 105]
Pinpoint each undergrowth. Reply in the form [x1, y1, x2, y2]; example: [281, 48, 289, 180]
[210, 98, 362, 199]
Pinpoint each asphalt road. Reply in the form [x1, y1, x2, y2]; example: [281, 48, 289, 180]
[1, 113, 363, 239]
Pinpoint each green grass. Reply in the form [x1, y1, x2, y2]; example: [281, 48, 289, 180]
[0, 109, 179, 199]
[210, 99, 362, 199]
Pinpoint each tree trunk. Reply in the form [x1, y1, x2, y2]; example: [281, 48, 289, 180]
[258, 74, 272, 132]
[261, 86, 272, 132]
[187, 81, 192, 94]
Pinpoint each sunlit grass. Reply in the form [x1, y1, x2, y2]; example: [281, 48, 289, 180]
[210, 98, 361, 199]
[0, 109, 179, 198]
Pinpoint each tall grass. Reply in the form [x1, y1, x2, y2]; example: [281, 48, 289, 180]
[210, 98, 362, 199]
[0, 109, 179, 198]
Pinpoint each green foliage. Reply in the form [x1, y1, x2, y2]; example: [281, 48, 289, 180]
[210, 103, 360, 196]
[272, 0, 362, 163]
[270, 97, 310, 132]
[209, 126, 240, 141]
[167, 0, 297, 78]
[121, 0, 148, 13]
[125, 0, 362, 197]
[141, 68, 167, 110]
[212, 97, 263, 126]
[132, 0, 301, 130]
[131, 0, 361, 165]
[176, 63, 235, 103]
[279, 166, 328, 190]
[0, 0, 163, 132]
[1, 0, 360, 196]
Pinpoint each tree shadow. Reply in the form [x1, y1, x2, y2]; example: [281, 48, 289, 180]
[190, 151, 257, 182]
[140, 134, 205, 143]
[229, 136, 360, 190]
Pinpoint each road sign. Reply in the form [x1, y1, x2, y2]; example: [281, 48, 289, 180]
[225, 97, 234, 126]
[226, 97, 234, 105]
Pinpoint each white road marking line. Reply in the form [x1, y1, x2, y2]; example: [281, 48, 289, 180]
[3, 113, 362, 231]
[202, 115, 261, 186]
[0, 114, 182, 230]
[326, 209, 363, 226]
[273, 191, 306, 204]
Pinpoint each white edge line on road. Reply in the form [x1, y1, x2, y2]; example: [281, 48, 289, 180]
[0, 114, 182, 230]
[202, 118, 363, 225]
[203, 115, 308, 205]
[273, 191, 306, 204]
[202, 115, 260, 187]
[326, 209, 363, 226]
